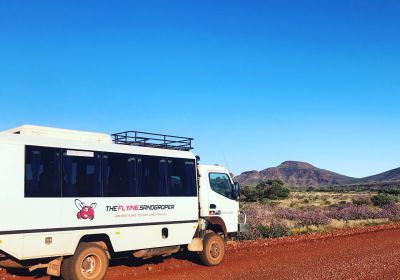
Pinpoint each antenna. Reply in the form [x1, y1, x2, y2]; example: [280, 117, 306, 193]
[222, 151, 231, 171]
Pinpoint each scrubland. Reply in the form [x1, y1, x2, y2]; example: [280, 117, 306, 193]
[240, 191, 400, 239]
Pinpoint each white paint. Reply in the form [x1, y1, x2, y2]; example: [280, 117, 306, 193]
[0, 125, 240, 261]
[66, 150, 94, 157]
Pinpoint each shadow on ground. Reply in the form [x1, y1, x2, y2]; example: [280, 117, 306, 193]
[1, 250, 202, 279]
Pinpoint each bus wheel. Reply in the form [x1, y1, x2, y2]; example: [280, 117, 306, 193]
[62, 243, 109, 280]
[199, 232, 225, 266]
[61, 257, 72, 280]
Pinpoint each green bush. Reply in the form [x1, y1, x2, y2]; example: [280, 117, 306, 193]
[352, 197, 372, 206]
[240, 180, 290, 202]
[257, 223, 291, 238]
[256, 180, 290, 200]
[371, 194, 398, 207]
[379, 189, 400, 196]
[240, 185, 258, 202]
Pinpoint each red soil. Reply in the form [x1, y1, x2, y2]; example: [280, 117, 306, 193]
[2, 223, 400, 280]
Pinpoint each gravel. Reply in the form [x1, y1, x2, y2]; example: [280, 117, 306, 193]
[2, 223, 400, 280]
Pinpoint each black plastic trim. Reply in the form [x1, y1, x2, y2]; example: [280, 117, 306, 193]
[0, 220, 198, 235]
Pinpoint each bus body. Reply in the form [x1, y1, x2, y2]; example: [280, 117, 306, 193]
[0, 125, 246, 279]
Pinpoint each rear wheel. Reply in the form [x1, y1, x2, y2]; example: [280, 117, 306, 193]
[61, 256, 72, 280]
[61, 243, 109, 280]
[199, 232, 225, 266]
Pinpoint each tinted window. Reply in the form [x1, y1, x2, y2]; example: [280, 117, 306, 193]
[62, 150, 101, 197]
[103, 153, 136, 197]
[167, 159, 196, 196]
[209, 173, 233, 199]
[137, 156, 167, 196]
[25, 146, 61, 197]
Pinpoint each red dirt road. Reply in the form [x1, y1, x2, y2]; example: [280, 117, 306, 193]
[2, 224, 400, 280]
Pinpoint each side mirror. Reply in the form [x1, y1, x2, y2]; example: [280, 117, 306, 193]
[233, 182, 240, 200]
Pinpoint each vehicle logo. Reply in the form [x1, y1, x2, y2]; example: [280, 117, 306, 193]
[75, 199, 97, 220]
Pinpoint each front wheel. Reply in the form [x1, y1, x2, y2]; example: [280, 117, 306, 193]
[199, 232, 225, 266]
[61, 242, 109, 280]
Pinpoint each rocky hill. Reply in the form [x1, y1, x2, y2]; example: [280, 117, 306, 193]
[235, 161, 356, 186]
[358, 167, 400, 184]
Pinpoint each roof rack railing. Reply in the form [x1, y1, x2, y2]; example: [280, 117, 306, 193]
[111, 131, 193, 151]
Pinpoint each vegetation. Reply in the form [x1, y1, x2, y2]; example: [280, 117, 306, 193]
[257, 180, 290, 200]
[351, 197, 372, 206]
[257, 223, 291, 238]
[371, 193, 398, 207]
[240, 185, 258, 202]
[378, 189, 400, 196]
[239, 190, 400, 240]
[240, 180, 290, 202]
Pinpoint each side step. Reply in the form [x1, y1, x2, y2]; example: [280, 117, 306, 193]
[132, 246, 180, 259]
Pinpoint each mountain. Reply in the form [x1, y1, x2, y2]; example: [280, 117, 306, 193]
[358, 167, 400, 184]
[235, 161, 356, 187]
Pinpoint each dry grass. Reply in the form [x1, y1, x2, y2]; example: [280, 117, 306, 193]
[290, 218, 389, 235]
[276, 192, 375, 209]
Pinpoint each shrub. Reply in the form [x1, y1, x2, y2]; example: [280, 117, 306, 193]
[257, 222, 291, 238]
[256, 180, 290, 200]
[275, 208, 330, 226]
[267, 201, 280, 208]
[240, 186, 258, 202]
[239, 204, 274, 239]
[275, 208, 297, 220]
[241, 180, 291, 202]
[380, 204, 400, 221]
[296, 210, 330, 226]
[352, 197, 372, 206]
[371, 194, 398, 207]
[379, 189, 400, 196]
[327, 205, 380, 220]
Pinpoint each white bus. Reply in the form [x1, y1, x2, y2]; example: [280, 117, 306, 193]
[0, 125, 247, 280]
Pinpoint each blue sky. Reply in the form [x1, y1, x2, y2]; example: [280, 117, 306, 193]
[0, 1, 399, 178]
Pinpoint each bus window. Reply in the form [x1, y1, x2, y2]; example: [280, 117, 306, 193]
[103, 153, 136, 197]
[137, 156, 167, 196]
[167, 159, 196, 196]
[25, 146, 61, 197]
[62, 150, 101, 197]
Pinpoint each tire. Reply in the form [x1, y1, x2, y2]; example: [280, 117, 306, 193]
[61, 243, 109, 280]
[61, 256, 72, 280]
[199, 232, 225, 266]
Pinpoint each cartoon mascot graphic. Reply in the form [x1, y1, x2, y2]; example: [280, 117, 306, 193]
[75, 199, 97, 220]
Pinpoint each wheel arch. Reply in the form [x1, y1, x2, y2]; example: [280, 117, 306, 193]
[205, 216, 227, 237]
[72, 234, 114, 257]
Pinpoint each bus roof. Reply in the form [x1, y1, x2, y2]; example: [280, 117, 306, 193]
[1, 125, 112, 143]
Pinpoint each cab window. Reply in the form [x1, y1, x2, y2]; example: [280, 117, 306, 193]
[209, 173, 234, 199]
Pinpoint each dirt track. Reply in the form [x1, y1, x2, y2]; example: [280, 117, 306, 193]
[2, 223, 400, 280]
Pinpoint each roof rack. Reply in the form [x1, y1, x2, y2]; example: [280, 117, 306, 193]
[111, 131, 193, 151]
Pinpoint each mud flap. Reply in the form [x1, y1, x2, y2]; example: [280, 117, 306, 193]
[239, 223, 249, 233]
[188, 238, 203, 252]
[47, 257, 62, 277]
